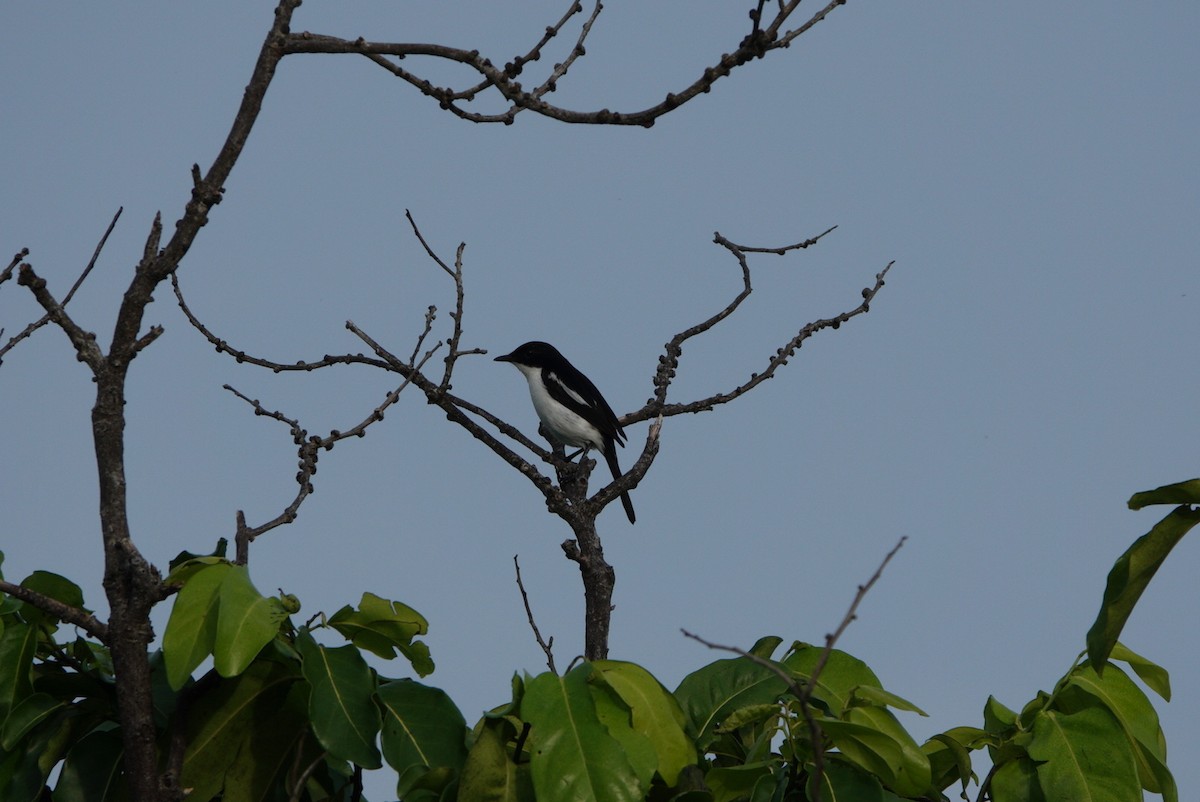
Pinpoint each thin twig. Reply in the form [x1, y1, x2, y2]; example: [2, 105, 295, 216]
[683, 535, 907, 802]
[0, 211, 122, 364]
[65, 207, 124, 305]
[224, 331, 443, 561]
[514, 555, 556, 674]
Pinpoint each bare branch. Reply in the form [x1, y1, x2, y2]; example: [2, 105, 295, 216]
[0, 248, 29, 286]
[15, 263, 105, 371]
[629, 230, 890, 425]
[1, 211, 123, 365]
[283, 0, 852, 128]
[514, 555, 557, 674]
[808, 535, 907, 682]
[170, 271, 391, 372]
[0, 579, 110, 642]
[225, 332, 444, 561]
[402, 210, 485, 394]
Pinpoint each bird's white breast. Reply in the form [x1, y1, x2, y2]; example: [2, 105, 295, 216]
[516, 365, 603, 450]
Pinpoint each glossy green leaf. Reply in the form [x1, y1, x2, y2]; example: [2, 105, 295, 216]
[222, 681, 311, 802]
[704, 763, 774, 802]
[162, 562, 227, 690]
[179, 659, 297, 802]
[589, 680, 657, 790]
[594, 661, 696, 785]
[377, 678, 468, 795]
[523, 665, 643, 802]
[329, 592, 433, 675]
[818, 712, 931, 798]
[1027, 707, 1140, 802]
[1128, 478, 1200, 509]
[213, 565, 286, 678]
[1057, 664, 1175, 801]
[844, 706, 931, 796]
[983, 695, 1017, 734]
[1, 693, 63, 750]
[17, 570, 87, 626]
[1087, 505, 1200, 671]
[295, 630, 382, 769]
[0, 708, 72, 802]
[782, 642, 882, 716]
[849, 685, 928, 717]
[674, 657, 789, 749]
[0, 622, 36, 719]
[164, 555, 229, 586]
[922, 732, 975, 794]
[811, 759, 885, 802]
[459, 718, 533, 802]
[989, 756, 1044, 802]
[1108, 642, 1171, 701]
[168, 538, 228, 575]
[747, 636, 783, 659]
[53, 729, 127, 802]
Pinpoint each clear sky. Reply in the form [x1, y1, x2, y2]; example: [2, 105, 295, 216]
[2, 2, 1197, 800]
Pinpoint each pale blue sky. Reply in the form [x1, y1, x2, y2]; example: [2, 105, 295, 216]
[3, 2, 1198, 800]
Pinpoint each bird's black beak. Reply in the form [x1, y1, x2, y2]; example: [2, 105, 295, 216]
[493, 352, 514, 363]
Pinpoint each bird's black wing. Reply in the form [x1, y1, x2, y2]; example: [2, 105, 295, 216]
[542, 361, 627, 448]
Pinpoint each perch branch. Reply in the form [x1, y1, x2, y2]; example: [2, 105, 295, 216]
[0, 580, 110, 642]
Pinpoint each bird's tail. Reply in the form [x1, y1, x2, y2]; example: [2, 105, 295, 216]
[603, 444, 636, 524]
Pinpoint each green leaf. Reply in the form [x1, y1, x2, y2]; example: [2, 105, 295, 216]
[673, 657, 789, 749]
[459, 718, 533, 802]
[164, 555, 229, 586]
[1128, 478, 1200, 509]
[589, 679, 657, 791]
[922, 732, 975, 795]
[782, 642, 883, 716]
[0, 708, 73, 802]
[811, 759, 885, 802]
[162, 562, 228, 690]
[523, 665, 644, 802]
[179, 659, 298, 802]
[842, 706, 931, 797]
[168, 538, 228, 574]
[747, 636, 783, 659]
[983, 696, 1017, 734]
[213, 565, 286, 678]
[1108, 642, 1171, 701]
[0, 622, 36, 720]
[989, 756, 1045, 802]
[377, 679, 468, 796]
[17, 570, 87, 626]
[222, 681, 311, 802]
[704, 763, 775, 802]
[1, 693, 64, 750]
[53, 729, 127, 802]
[1027, 707, 1140, 802]
[592, 661, 698, 786]
[329, 593, 433, 676]
[295, 629, 382, 769]
[1057, 664, 1176, 801]
[1087, 505, 1200, 670]
[848, 685, 928, 717]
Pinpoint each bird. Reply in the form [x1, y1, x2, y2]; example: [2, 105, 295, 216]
[494, 341, 636, 524]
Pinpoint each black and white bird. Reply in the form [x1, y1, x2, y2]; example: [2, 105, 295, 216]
[495, 341, 636, 524]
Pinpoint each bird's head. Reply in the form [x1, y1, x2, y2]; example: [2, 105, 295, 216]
[493, 341, 562, 369]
